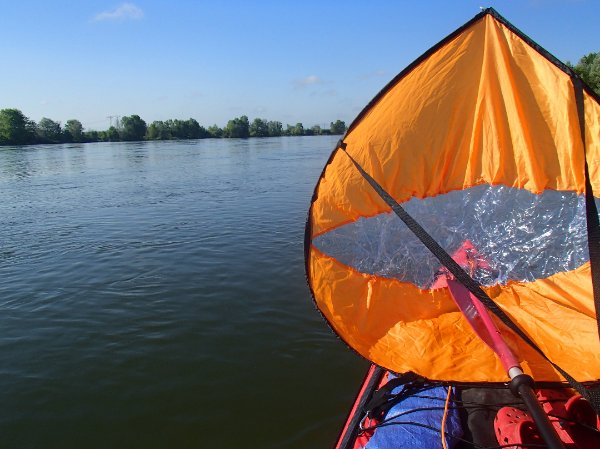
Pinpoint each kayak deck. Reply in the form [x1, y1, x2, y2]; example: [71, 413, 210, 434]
[335, 364, 600, 449]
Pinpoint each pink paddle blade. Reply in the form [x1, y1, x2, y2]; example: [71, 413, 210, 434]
[432, 240, 520, 373]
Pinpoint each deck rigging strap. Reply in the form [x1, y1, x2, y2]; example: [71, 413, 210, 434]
[363, 372, 421, 419]
[339, 142, 600, 415]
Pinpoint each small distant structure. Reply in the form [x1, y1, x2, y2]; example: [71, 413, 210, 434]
[107, 115, 121, 129]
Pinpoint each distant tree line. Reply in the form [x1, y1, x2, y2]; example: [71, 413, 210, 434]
[5, 52, 595, 147]
[0, 109, 347, 146]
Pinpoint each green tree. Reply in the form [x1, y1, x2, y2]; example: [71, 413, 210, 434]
[311, 125, 322, 136]
[287, 122, 304, 136]
[569, 52, 600, 95]
[183, 118, 207, 139]
[147, 121, 172, 140]
[84, 130, 100, 142]
[196, 124, 209, 139]
[165, 119, 181, 138]
[330, 120, 347, 135]
[120, 115, 147, 141]
[106, 126, 120, 142]
[250, 118, 269, 137]
[0, 108, 36, 145]
[267, 121, 282, 137]
[166, 118, 207, 139]
[207, 125, 223, 138]
[65, 119, 83, 142]
[37, 117, 62, 143]
[224, 115, 249, 138]
[146, 121, 162, 140]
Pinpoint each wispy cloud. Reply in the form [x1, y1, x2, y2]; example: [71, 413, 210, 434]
[293, 75, 324, 89]
[94, 3, 144, 22]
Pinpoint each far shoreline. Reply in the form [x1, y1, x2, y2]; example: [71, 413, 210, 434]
[0, 109, 347, 147]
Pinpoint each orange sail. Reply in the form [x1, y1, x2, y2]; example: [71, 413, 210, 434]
[305, 9, 600, 383]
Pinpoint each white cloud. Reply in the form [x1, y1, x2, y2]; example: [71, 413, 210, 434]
[94, 3, 144, 22]
[294, 75, 323, 88]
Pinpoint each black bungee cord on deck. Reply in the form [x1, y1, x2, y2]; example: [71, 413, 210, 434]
[357, 392, 600, 449]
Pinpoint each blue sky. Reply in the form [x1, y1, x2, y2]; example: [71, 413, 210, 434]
[1, 0, 598, 130]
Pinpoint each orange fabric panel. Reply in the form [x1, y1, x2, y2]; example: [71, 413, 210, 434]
[310, 149, 389, 238]
[492, 264, 600, 381]
[309, 246, 600, 382]
[312, 15, 591, 237]
[584, 93, 600, 193]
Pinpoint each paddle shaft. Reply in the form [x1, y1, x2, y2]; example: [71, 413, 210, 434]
[447, 279, 520, 372]
[512, 373, 565, 449]
[446, 279, 565, 449]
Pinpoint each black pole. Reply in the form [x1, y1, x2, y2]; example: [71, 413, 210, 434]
[510, 374, 565, 449]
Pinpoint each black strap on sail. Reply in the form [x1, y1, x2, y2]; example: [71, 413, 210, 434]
[339, 142, 600, 415]
[573, 77, 600, 342]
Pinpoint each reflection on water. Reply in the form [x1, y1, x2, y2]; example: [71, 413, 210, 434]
[1, 148, 36, 180]
[1, 144, 90, 180]
[0, 137, 368, 449]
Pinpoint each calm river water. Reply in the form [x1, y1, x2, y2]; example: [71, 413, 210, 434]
[0, 136, 369, 449]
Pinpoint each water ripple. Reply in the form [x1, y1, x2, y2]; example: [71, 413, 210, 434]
[0, 136, 364, 449]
